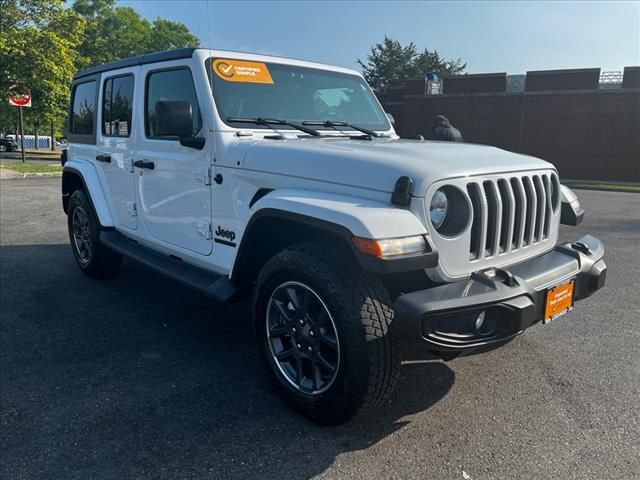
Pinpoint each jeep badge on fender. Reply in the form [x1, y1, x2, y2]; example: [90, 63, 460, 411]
[61, 48, 606, 425]
[214, 226, 236, 242]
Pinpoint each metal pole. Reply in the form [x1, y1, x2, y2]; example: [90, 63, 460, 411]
[51, 119, 55, 151]
[18, 106, 25, 163]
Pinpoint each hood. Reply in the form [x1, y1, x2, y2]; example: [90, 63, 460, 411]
[242, 137, 555, 196]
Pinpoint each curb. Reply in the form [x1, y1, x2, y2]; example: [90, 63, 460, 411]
[0, 171, 62, 180]
[24, 172, 62, 178]
[569, 185, 640, 194]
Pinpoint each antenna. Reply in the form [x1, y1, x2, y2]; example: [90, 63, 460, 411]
[206, 0, 213, 50]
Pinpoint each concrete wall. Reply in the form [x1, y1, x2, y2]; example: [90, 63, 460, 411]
[622, 66, 640, 89]
[525, 68, 600, 91]
[385, 67, 640, 182]
[443, 73, 507, 94]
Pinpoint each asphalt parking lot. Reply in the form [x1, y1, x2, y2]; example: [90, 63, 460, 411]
[1, 178, 639, 480]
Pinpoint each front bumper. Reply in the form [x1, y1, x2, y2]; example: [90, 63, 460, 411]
[394, 234, 606, 352]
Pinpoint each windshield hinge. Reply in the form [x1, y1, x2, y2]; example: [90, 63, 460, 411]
[196, 166, 212, 185]
[197, 221, 213, 240]
[126, 201, 137, 217]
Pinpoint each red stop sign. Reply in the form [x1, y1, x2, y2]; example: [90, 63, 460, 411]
[9, 94, 31, 107]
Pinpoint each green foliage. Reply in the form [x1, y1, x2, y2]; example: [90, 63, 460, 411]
[71, 0, 199, 67]
[358, 36, 466, 102]
[0, 1, 85, 136]
[151, 18, 200, 52]
[0, 0, 200, 135]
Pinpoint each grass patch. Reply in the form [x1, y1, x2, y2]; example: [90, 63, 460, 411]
[0, 162, 62, 174]
[563, 181, 640, 193]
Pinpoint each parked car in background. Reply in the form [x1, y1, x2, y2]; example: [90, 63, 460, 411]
[0, 137, 19, 152]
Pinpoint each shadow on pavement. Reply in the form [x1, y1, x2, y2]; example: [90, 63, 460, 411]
[1, 243, 455, 479]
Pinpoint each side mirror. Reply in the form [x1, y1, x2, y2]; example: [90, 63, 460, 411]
[179, 137, 205, 150]
[560, 184, 584, 226]
[155, 101, 194, 138]
[386, 112, 396, 127]
[155, 101, 205, 149]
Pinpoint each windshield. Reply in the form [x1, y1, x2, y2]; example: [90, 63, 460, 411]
[209, 58, 391, 132]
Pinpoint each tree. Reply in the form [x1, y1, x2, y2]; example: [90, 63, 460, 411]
[413, 48, 467, 81]
[151, 18, 200, 52]
[358, 36, 466, 102]
[0, 1, 86, 138]
[0, 0, 200, 137]
[72, 0, 199, 68]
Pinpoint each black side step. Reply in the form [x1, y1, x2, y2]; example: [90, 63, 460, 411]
[100, 230, 237, 303]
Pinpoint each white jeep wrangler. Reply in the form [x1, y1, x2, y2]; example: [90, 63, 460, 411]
[62, 48, 606, 424]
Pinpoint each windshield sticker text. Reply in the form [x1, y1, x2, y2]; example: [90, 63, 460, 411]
[212, 59, 274, 84]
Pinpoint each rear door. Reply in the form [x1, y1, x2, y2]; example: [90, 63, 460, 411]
[96, 69, 138, 230]
[135, 63, 212, 255]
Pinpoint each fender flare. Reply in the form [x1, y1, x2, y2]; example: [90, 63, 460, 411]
[248, 189, 429, 238]
[231, 189, 437, 282]
[62, 159, 114, 228]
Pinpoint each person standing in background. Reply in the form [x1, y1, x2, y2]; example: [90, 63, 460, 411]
[433, 115, 464, 142]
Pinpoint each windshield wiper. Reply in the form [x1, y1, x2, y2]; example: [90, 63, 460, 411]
[227, 117, 322, 137]
[302, 120, 381, 138]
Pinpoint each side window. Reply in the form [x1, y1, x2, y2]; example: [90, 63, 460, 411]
[102, 75, 134, 137]
[145, 68, 202, 139]
[70, 81, 97, 135]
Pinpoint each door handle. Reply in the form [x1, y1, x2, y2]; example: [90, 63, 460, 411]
[133, 160, 155, 170]
[96, 154, 111, 163]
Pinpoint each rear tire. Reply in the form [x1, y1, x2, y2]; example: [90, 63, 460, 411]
[67, 189, 122, 278]
[253, 243, 400, 425]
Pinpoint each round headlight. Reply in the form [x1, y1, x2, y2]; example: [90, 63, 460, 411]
[430, 189, 449, 229]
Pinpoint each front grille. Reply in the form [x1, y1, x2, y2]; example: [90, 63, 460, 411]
[467, 173, 557, 260]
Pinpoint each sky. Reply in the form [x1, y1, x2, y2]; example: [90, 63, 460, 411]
[122, 0, 640, 74]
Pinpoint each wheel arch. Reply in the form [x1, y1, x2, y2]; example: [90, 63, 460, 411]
[62, 160, 114, 228]
[231, 209, 355, 287]
[230, 189, 437, 288]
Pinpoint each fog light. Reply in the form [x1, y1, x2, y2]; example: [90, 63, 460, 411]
[474, 311, 486, 332]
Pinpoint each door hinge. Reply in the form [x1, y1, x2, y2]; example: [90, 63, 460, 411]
[125, 158, 134, 173]
[127, 201, 137, 217]
[196, 166, 212, 185]
[197, 221, 212, 240]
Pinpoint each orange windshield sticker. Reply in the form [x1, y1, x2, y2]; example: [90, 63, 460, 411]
[212, 59, 274, 84]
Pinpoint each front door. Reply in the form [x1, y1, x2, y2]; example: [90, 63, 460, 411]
[96, 69, 138, 230]
[135, 64, 212, 255]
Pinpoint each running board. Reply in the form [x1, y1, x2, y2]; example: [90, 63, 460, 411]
[100, 230, 237, 303]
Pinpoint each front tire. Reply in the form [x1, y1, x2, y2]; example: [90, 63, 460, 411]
[253, 243, 400, 424]
[67, 189, 122, 278]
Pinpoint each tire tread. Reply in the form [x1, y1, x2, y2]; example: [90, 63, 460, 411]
[254, 242, 400, 422]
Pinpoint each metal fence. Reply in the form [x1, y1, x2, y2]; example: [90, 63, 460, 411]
[599, 71, 623, 89]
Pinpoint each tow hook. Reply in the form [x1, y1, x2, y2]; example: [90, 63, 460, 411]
[494, 268, 518, 287]
[571, 242, 591, 256]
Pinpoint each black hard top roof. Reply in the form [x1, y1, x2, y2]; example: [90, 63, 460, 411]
[73, 48, 197, 80]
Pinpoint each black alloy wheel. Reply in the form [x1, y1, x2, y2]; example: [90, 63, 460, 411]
[266, 281, 340, 395]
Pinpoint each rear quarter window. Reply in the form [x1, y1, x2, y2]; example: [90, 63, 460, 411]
[70, 81, 97, 135]
[102, 75, 134, 137]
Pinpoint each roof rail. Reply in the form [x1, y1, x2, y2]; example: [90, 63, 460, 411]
[73, 48, 197, 80]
